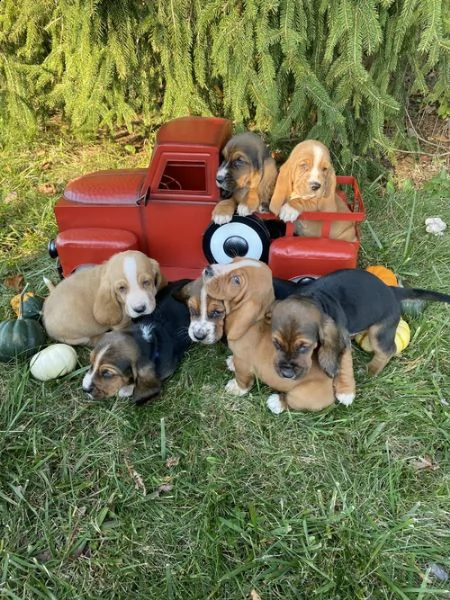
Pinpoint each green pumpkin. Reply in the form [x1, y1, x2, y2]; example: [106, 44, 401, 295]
[10, 292, 44, 320]
[401, 298, 428, 319]
[1, 288, 47, 362]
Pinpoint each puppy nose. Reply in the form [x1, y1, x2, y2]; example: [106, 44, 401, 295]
[310, 181, 321, 191]
[203, 265, 214, 279]
[216, 173, 225, 185]
[279, 364, 296, 379]
[133, 304, 147, 314]
[83, 383, 93, 393]
[194, 331, 207, 341]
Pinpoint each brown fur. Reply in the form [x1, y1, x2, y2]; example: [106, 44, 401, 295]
[43, 250, 166, 346]
[269, 140, 356, 241]
[82, 331, 161, 401]
[203, 258, 339, 412]
[271, 297, 356, 405]
[213, 132, 278, 224]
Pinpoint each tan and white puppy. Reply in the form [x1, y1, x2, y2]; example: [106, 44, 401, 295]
[43, 250, 166, 345]
[269, 140, 356, 241]
[213, 132, 278, 225]
[203, 257, 353, 413]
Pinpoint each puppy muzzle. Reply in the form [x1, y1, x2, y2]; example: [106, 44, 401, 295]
[275, 362, 307, 380]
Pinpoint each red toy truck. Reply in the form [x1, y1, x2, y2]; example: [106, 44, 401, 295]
[49, 116, 365, 281]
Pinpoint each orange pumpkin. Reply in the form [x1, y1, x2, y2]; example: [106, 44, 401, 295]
[366, 265, 398, 287]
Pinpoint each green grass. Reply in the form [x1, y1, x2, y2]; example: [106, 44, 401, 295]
[1, 137, 450, 599]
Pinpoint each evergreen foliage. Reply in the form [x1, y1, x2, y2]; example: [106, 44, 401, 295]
[0, 0, 448, 165]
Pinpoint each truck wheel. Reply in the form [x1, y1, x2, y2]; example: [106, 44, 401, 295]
[203, 215, 271, 264]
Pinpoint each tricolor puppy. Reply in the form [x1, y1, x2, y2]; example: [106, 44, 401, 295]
[273, 268, 450, 376]
[203, 257, 352, 413]
[82, 284, 192, 403]
[177, 275, 308, 345]
[43, 250, 166, 346]
[177, 278, 226, 344]
[269, 140, 356, 241]
[212, 132, 278, 225]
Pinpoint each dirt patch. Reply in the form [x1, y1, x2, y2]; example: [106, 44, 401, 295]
[392, 100, 450, 186]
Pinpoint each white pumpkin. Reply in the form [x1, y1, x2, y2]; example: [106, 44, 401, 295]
[30, 343, 78, 381]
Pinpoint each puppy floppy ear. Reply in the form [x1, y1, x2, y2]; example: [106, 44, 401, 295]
[93, 272, 123, 326]
[323, 166, 337, 200]
[152, 260, 168, 291]
[269, 164, 292, 215]
[317, 314, 348, 378]
[226, 297, 272, 341]
[132, 358, 162, 405]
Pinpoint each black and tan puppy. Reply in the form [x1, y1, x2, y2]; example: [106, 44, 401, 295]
[272, 268, 450, 376]
[82, 283, 192, 404]
[212, 132, 278, 225]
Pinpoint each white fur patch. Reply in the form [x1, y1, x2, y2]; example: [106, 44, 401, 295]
[123, 256, 153, 318]
[237, 203, 253, 217]
[279, 204, 300, 222]
[82, 344, 110, 391]
[225, 378, 250, 396]
[336, 392, 355, 406]
[118, 384, 135, 398]
[309, 144, 324, 184]
[213, 214, 233, 225]
[188, 286, 219, 344]
[139, 323, 155, 343]
[225, 355, 235, 372]
[267, 393, 285, 414]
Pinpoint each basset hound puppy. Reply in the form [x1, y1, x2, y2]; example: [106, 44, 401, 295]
[212, 132, 278, 225]
[43, 250, 166, 346]
[82, 282, 192, 403]
[273, 268, 450, 376]
[177, 274, 310, 345]
[203, 257, 355, 413]
[269, 139, 357, 241]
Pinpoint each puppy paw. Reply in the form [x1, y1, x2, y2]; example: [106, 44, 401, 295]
[236, 203, 253, 217]
[279, 204, 300, 222]
[225, 378, 249, 396]
[225, 355, 235, 372]
[213, 214, 233, 225]
[335, 392, 355, 406]
[267, 393, 286, 414]
[118, 384, 135, 398]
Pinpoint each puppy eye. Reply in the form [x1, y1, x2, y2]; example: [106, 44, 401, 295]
[100, 369, 115, 379]
[322, 166, 329, 172]
[142, 279, 151, 288]
[231, 275, 240, 285]
[295, 345, 309, 355]
[117, 284, 127, 294]
[209, 310, 223, 319]
[272, 339, 282, 351]
[233, 158, 246, 167]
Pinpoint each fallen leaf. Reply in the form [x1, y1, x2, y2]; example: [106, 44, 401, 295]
[3, 191, 18, 204]
[124, 458, 147, 495]
[158, 483, 173, 493]
[3, 274, 24, 290]
[165, 456, 180, 468]
[249, 590, 261, 600]
[411, 456, 439, 471]
[37, 182, 56, 195]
